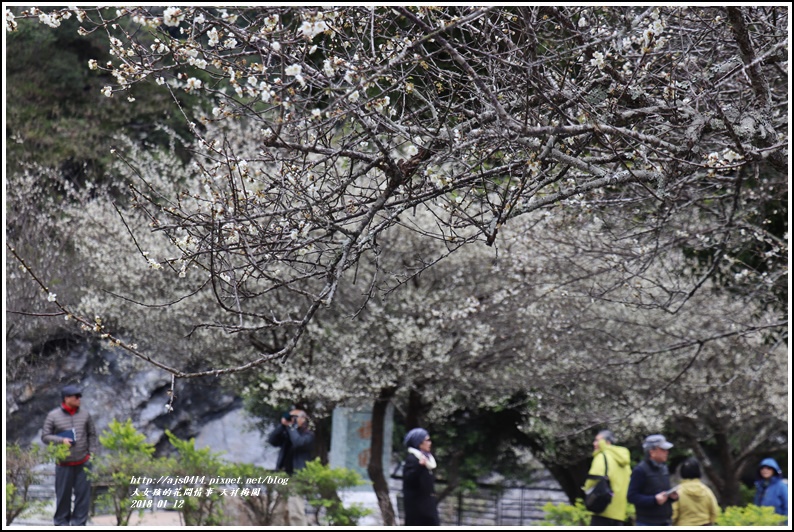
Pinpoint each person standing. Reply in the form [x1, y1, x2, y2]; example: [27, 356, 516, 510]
[753, 457, 788, 524]
[672, 457, 720, 526]
[584, 429, 632, 526]
[402, 427, 440, 526]
[40, 384, 98, 526]
[267, 408, 315, 525]
[627, 434, 678, 526]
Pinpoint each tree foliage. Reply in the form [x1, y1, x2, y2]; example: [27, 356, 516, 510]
[6, 5, 785, 377]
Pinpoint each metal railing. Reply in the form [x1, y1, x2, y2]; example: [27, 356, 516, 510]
[394, 478, 568, 526]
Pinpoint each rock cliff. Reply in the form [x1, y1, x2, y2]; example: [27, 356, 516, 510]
[6, 337, 274, 467]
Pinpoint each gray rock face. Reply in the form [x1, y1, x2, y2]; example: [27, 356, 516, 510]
[194, 408, 279, 468]
[6, 339, 271, 464]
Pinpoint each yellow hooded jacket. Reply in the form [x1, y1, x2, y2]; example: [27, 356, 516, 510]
[672, 478, 720, 526]
[583, 440, 632, 522]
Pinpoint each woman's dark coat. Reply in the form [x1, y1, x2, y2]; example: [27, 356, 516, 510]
[402, 453, 440, 525]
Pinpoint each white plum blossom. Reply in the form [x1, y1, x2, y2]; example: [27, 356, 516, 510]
[38, 12, 61, 28]
[207, 27, 219, 47]
[262, 14, 279, 32]
[323, 58, 335, 77]
[590, 51, 606, 70]
[285, 64, 302, 77]
[298, 19, 329, 40]
[185, 77, 202, 92]
[188, 56, 207, 69]
[88, 59, 98, 70]
[6, 8, 18, 31]
[152, 39, 169, 54]
[722, 149, 742, 163]
[101, 86, 112, 97]
[47, 292, 57, 302]
[163, 7, 185, 27]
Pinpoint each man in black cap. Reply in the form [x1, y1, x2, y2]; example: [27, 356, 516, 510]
[41, 384, 99, 526]
[627, 434, 678, 526]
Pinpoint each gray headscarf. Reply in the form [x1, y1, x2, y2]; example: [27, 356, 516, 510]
[403, 427, 429, 449]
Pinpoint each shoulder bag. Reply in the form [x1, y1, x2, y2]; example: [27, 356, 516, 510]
[584, 453, 613, 513]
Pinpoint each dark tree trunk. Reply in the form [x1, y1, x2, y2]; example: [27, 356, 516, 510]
[405, 388, 424, 430]
[367, 387, 397, 526]
[523, 437, 591, 503]
[434, 449, 465, 504]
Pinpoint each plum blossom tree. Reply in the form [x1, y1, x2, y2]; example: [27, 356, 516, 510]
[6, 5, 786, 380]
[242, 207, 506, 523]
[469, 197, 787, 504]
[5, 5, 787, 515]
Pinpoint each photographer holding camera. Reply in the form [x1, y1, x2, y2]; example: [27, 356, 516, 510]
[267, 408, 315, 525]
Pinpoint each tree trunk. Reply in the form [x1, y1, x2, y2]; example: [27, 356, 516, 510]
[435, 449, 464, 504]
[367, 387, 397, 526]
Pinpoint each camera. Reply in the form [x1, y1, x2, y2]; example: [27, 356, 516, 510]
[282, 411, 299, 426]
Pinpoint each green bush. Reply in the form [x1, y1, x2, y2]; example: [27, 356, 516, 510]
[540, 499, 636, 526]
[715, 504, 787, 526]
[89, 418, 164, 525]
[6, 442, 70, 526]
[165, 430, 228, 526]
[292, 458, 372, 525]
[539, 499, 592, 526]
[221, 462, 291, 525]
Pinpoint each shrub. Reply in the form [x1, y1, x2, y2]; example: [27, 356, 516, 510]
[539, 499, 592, 526]
[89, 418, 163, 525]
[165, 430, 228, 526]
[715, 504, 787, 526]
[292, 458, 372, 525]
[6, 442, 70, 526]
[221, 462, 291, 525]
[540, 499, 636, 526]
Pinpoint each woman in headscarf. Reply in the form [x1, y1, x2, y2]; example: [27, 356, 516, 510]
[402, 427, 440, 525]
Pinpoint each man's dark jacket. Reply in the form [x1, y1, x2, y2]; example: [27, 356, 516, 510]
[627, 458, 673, 525]
[267, 424, 314, 474]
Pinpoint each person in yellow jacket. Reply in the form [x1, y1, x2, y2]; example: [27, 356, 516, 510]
[583, 430, 632, 526]
[672, 457, 720, 526]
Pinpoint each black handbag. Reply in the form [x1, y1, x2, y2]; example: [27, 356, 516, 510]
[584, 454, 613, 513]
